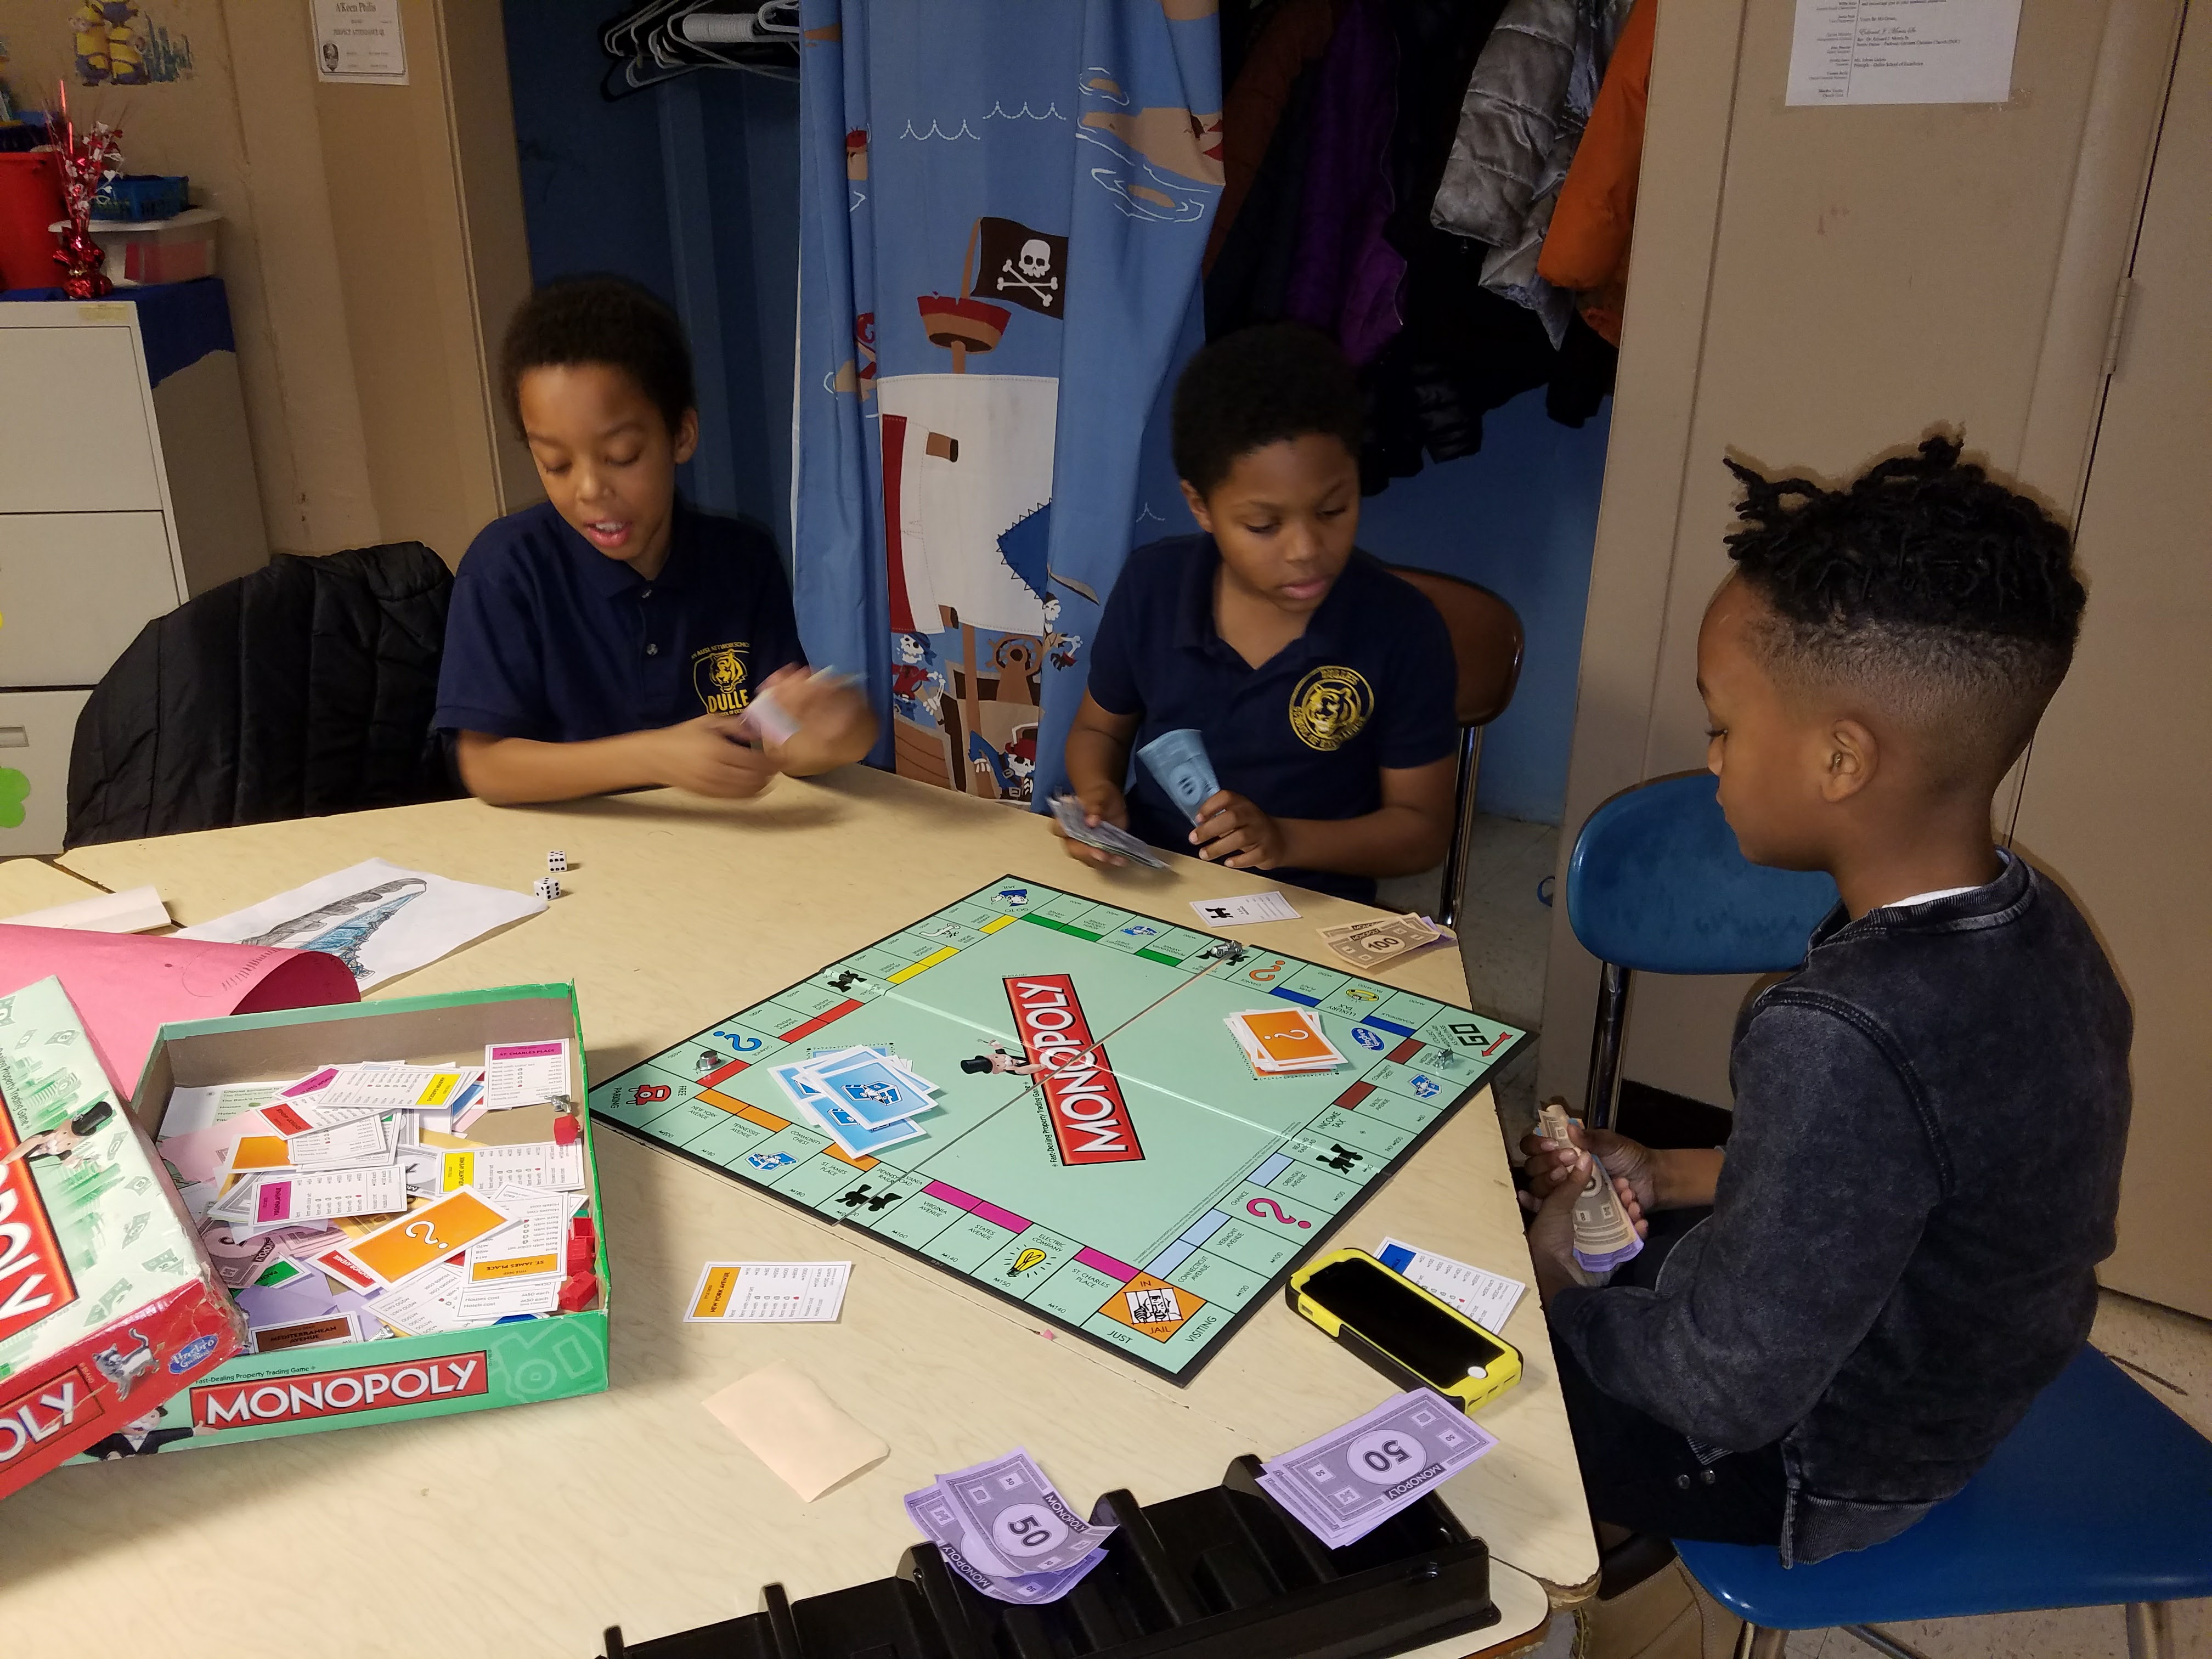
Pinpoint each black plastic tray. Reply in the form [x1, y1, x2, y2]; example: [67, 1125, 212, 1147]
[601, 1455, 1499, 1659]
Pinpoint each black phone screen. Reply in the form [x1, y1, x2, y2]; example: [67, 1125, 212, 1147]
[1302, 1256, 1508, 1389]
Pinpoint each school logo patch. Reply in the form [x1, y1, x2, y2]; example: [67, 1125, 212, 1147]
[692, 642, 752, 716]
[1288, 665, 1373, 752]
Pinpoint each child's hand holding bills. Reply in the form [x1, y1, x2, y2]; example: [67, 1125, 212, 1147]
[737, 665, 868, 759]
[1188, 792, 1288, 869]
[1049, 793, 1167, 869]
[1136, 728, 1222, 822]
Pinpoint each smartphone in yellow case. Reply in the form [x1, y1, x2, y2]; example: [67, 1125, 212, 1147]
[1286, 1248, 1522, 1412]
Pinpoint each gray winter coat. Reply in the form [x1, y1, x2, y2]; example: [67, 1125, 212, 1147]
[1431, 0, 1579, 246]
[1431, 0, 1632, 345]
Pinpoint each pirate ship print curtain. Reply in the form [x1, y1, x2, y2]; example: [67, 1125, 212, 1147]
[793, 0, 1222, 805]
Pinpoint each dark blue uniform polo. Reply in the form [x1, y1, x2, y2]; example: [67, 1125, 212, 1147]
[1085, 535, 1459, 903]
[435, 499, 804, 743]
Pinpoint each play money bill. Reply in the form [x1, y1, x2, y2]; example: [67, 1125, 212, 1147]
[1048, 793, 1167, 868]
[1136, 727, 1222, 822]
[1537, 1102, 1644, 1274]
[904, 1482, 1108, 1604]
[936, 1448, 1118, 1577]
[1258, 1389, 1497, 1547]
[1316, 915, 1444, 973]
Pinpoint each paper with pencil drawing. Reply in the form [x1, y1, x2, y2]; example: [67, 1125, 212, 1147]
[176, 859, 544, 990]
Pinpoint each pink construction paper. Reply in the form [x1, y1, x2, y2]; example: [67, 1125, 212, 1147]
[0, 927, 358, 1101]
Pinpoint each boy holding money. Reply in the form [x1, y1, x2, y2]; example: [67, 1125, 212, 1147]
[1522, 439, 2130, 1568]
[1058, 325, 1459, 901]
[438, 278, 874, 804]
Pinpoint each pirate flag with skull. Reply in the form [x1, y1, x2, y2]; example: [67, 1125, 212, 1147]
[970, 217, 1069, 319]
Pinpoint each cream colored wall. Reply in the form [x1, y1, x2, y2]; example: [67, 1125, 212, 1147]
[2008, 0, 2212, 1319]
[312, 0, 536, 566]
[1539, 0, 2184, 1109]
[0, 0, 376, 551]
[0, 0, 534, 563]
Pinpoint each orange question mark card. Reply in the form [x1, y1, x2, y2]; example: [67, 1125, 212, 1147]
[349, 1188, 513, 1286]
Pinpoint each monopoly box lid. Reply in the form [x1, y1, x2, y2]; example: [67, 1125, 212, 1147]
[0, 977, 244, 1498]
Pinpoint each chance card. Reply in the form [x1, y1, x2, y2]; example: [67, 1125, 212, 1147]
[346, 1187, 521, 1288]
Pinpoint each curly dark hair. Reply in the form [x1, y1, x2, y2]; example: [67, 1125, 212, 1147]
[499, 276, 695, 440]
[1171, 324, 1363, 498]
[1724, 436, 2085, 783]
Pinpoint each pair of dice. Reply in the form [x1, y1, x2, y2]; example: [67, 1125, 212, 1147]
[536, 849, 568, 901]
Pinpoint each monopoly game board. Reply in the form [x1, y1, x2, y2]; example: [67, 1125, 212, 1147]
[588, 878, 1527, 1380]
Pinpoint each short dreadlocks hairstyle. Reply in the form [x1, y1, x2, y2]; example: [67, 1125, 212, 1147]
[500, 276, 695, 441]
[1724, 436, 2085, 787]
[1171, 324, 1363, 498]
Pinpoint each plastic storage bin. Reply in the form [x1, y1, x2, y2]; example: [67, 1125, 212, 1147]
[0, 150, 63, 289]
[69, 207, 219, 286]
[93, 173, 190, 222]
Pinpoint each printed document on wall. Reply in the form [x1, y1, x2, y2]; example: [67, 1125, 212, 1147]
[1787, 0, 2022, 106]
[312, 0, 408, 84]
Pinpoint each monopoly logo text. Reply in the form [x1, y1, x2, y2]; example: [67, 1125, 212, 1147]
[0, 1364, 102, 1464]
[1004, 975, 1144, 1166]
[191, 1352, 488, 1429]
[0, 1129, 77, 1345]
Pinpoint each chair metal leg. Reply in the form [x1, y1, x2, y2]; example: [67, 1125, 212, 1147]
[1584, 961, 1630, 1131]
[2126, 1601, 2174, 1659]
[1842, 1626, 1936, 1659]
[1435, 726, 1482, 932]
[1733, 1623, 1789, 1658]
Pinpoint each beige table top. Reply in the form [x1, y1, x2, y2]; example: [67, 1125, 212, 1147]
[0, 855, 106, 917]
[5, 768, 1594, 1655]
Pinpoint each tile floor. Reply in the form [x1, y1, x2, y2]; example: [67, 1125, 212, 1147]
[1397, 816, 2212, 1658]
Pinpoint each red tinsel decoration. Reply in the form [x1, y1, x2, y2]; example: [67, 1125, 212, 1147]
[46, 83, 124, 300]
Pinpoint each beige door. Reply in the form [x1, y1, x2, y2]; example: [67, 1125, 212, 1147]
[2010, 2, 2211, 1318]
[1537, 0, 2186, 1112]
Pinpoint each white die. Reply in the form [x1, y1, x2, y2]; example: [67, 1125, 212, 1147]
[546, 850, 568, 872]
[534, 876, 561, 901]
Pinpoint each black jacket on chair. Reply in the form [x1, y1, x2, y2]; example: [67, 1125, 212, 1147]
[66, 542, 461, 847]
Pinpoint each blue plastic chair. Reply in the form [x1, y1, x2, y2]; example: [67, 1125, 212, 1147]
[1677, 1346, 2212, 1657]
[1565, 772, 1838, 1128]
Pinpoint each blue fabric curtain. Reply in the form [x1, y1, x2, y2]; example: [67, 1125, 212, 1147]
[794, 1, 1220, 808]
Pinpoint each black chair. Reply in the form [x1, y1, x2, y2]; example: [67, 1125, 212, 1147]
[66, 541, 460, 846]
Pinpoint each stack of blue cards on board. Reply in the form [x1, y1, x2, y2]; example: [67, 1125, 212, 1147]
[1136, 728, 1221, 822]
[769, 1046, 940, 1157]
[1046, 793, 1168, 869]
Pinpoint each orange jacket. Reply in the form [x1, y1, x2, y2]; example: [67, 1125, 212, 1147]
[1537, 0, 1654, 344]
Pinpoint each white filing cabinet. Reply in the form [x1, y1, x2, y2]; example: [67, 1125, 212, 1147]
[0, 302, 191, 855]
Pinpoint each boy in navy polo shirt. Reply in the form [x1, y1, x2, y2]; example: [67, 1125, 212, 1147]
[437, 278, 874, 803]
[1060, 325, 1458, 902]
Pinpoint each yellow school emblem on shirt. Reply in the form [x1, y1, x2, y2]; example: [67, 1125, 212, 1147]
[692, 642, 751, 715]
[1289, 666, 1373, 751]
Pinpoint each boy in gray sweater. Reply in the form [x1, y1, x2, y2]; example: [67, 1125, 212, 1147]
[1523, 437, 2130, 1565]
